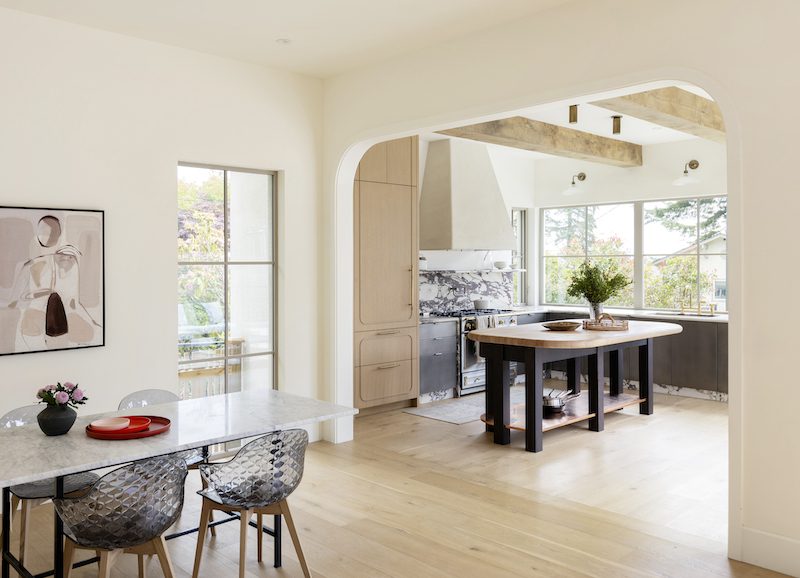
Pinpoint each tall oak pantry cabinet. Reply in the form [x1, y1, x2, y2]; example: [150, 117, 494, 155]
[353, 137, 420, 409]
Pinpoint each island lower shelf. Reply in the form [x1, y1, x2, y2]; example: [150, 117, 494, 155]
[481, 392, 644, 432]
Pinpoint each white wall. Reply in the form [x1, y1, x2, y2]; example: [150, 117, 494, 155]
[321, 0, 800, 574]
[534, 139, 727, 207]
[0, 9, 323, 433]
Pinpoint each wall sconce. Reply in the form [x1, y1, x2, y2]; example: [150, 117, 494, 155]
[563, 172, 586, 196]
[673, 160, 700, 186]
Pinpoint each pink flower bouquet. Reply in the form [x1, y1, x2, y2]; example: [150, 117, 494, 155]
[37, 382, 89, 409]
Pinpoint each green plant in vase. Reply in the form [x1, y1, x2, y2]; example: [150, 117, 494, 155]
[567, 261, 631, 320]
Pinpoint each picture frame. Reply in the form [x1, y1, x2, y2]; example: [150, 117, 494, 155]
[0, 206, 105, 356]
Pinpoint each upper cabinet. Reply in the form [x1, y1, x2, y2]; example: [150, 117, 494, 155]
[354, 136, 419, 332]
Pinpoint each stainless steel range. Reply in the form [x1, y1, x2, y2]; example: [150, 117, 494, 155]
[458, 310, 516, 395]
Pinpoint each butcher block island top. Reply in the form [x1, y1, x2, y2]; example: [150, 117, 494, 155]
[468, 319, 683, 347]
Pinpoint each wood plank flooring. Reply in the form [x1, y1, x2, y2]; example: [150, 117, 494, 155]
[7, 388, 787, 577]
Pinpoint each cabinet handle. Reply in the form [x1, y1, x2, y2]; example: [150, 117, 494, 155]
[377, 330, 399, 336]
[377, 363, 401, 370]
[433, 352, 443, 356]
[432, 337, 442, 340]
[409, 267, 415, 309]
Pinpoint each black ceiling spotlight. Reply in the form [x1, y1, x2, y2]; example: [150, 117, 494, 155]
[612, 115, 622, 134]
[569, 104, 578, 124]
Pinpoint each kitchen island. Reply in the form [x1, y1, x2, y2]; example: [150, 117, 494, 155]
[469, 320, 682, 452]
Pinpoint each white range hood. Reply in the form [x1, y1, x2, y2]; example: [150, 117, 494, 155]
[419, 139, 516, 251]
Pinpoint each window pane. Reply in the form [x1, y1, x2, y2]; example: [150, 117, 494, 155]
[178, 359, 225, 399]
[228, 264, 272, 355]
[543, 257, 585, 304]
[701, 255, 727, 312]
[588, 204, 634, 255]
[644, 255, 697, 309]
[178, 166, 224, 262]
[228, 171, 273, 262]
[178, 265, 225, 360]
[643, 200, 697, 255]
[699, 197, 727, 253]
[228, 354, 273, 393]
[543, 207, 586, 256]
[590, 257, 634, 307]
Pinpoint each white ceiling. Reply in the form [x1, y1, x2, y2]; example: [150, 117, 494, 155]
[0, 0, 573, 78]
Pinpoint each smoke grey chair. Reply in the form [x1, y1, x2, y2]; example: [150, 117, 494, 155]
[192, 429, 311, 578]
[54, 455, 188, 578]
[118, 388, 215, 536]
[0, 405, 98, 567]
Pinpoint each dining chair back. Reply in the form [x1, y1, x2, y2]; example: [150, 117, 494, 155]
[117, 388, 179, 410]
[54, 455, 188, 578]
[193, 429, 310, 578]
[0, 405, 41, 428]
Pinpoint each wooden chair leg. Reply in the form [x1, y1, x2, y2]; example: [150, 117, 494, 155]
[239, 509, 252, 578]
[98, 550, 112, 578]
[257, 512, 263, 563]
[63, 538, 77, 578]
[137, 553, 146, 578]
[152, 536, 176, 578]
[192, 499, 213, 578]
[200, 476, 216, 537]
[18, 499, 30, 566]
[280, 501, 310, 578]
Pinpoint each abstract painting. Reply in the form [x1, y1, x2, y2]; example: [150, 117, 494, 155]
[0, 207, 104, 355]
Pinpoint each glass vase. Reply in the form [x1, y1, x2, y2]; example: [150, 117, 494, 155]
[589, 302, 604, 321]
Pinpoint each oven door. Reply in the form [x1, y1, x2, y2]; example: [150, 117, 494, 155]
[461, 332, 485, 374]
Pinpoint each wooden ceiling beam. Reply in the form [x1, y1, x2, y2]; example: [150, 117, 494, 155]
[591, 87, 725, 143]
[437, 117, 642, 168]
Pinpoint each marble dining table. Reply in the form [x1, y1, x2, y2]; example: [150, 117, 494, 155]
[0, 389, 357, 578]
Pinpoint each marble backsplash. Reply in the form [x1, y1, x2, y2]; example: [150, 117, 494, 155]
[419, 270, 514, 314]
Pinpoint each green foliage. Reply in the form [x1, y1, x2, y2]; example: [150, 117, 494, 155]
[567, 261, 631, 304]
[644, 257, 716, 309]
[645, 197, 727, 242]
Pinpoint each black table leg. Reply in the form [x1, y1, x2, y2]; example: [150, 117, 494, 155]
[2, 487, 9, 578]
[609, 349, 624, 396]
[639, 339, 654, 414]
[588, 350, 605, 432]
[567, 357, 580, 394]
[523, 349, 543, 452]
[485, 343, 510, 445]
[484, 371, 493, 433]
[54, 476, 64, 578]
[273, 514, 282, 567]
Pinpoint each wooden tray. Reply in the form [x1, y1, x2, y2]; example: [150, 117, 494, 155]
[86, 416, 170, 440]
[583, 313, 628, 331]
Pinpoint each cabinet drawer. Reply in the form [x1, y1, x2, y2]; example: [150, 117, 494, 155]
[357, 360, 416, 406]
[420, 351, 458, 394]
[355, 327, 417, 366]
[420, 335, 457, 357]
[420, 321, 458, 340]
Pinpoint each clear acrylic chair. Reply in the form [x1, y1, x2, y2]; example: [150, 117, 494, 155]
[54, 455, 188, 578]
[0, 405, 98, 566]
[192, 429, 311, 578]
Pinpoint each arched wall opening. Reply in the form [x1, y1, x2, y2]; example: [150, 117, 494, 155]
[326, 72, 743, 559]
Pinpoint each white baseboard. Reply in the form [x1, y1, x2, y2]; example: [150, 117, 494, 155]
[740, 526, 800, 577]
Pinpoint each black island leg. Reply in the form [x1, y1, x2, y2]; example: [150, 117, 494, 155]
[567, 357, 581, 394]
[523, 349, 544, 452]
[484, 343, 510, 445]
[639, 339, 654, 414]
[609, 349, 624, 396]
[588, 349, 605, 432]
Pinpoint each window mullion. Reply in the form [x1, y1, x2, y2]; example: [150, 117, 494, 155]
[634, 201, 644, 309]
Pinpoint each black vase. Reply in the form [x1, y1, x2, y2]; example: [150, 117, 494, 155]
[37, 405, 77, 436]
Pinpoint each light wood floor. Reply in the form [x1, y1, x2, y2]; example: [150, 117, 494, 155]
[8, 387, 787, 577]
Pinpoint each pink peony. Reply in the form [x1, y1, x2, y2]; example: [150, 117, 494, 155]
[72, 389, 84, 402]
[36, 388, 47, 399]
[46, 384, 57, 392]
[54, 391, 69, 405]
[63, 382, 76, 391]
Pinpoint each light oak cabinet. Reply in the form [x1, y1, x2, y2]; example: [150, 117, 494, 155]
[354, 136, 419, 409]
